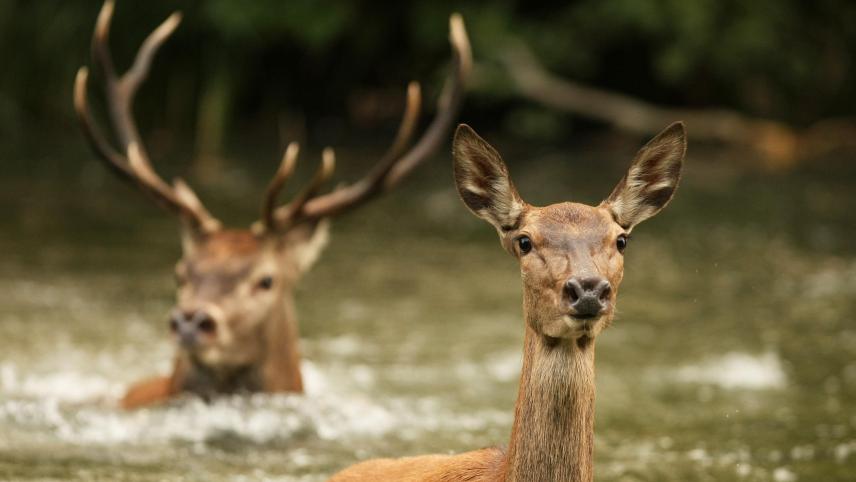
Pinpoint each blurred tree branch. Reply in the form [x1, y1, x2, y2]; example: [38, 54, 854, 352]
[501, 41, 856, 170]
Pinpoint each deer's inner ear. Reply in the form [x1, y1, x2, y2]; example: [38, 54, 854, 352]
[277, 219, 330, 277]
[606, 122, 686, 229]
[453, 124, 525, 231]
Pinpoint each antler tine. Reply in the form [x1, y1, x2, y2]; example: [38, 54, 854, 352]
[127, 142, 189, 208]
[173, 178, 222, 232]
[75, 0, 218, 233]
[374, 82, 423, 175]
[123, 12, 182, 100]
[96, 2, 179, 150]
[384, 13, 472, 186]
[92, 0, 118, 81]
[268, 81, 420, 230]
[277, 148, 337, 227]
[262, 142, 301, 231]
[279, 13, 471, 224]
[74, 67, 131, 180]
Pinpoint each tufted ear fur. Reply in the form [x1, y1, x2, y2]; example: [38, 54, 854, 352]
[605, 122, 686, 230]
[453, 124, 526, 231]
[282, 218, 330, 276]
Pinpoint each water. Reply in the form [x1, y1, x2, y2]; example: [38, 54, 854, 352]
[1, 142, 855, 481]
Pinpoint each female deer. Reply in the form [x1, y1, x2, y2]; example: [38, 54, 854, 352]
[330, 122, 686, 481]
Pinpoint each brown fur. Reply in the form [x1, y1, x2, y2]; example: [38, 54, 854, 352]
[121, 376, 176, 409]
[122, 356, 187, 408]
[121, 223, 328, 409]
[331, 448, 505, 482]
[329, 123, 685, 481]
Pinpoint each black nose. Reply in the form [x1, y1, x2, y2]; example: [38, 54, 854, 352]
[169, 310, 217, 346]
[564, 277, 611, 317]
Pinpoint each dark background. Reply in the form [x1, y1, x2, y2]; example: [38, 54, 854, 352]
[3, 0, 855, 165]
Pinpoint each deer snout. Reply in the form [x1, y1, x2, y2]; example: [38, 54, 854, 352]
[564, 277, 611, 318]
[169, 309, 218, 347]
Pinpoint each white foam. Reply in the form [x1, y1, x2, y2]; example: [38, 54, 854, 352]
[0, 362, 124, 404]
[0, 358, 508, 449]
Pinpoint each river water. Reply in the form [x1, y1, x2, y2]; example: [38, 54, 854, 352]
[1, 140, 854, 481]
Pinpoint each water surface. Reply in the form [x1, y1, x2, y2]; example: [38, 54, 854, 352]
[1, 143, 854, 481]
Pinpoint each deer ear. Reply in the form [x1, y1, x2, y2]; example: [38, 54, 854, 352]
[453, 124, 525, 231]
[284, 218, 330, 276]
[605, 122, 686, 230]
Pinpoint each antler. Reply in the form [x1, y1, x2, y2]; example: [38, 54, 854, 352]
[262, 14, 472, 232]
[74, 0, 220, 233]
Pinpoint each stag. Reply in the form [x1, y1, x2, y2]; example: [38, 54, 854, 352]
[73, 0, 471, 409]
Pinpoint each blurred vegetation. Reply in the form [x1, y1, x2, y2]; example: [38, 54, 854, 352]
[1, 0, 854, 154]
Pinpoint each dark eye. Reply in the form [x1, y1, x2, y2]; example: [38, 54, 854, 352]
[197, 318, 217, 334]
[616, 234, 628, 253]
[258, 276, 274, 290]
[517, 236, 532, 255]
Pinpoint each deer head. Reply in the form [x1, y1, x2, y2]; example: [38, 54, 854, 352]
[73, 0, 471, 397]
[167, 223, 328, 370]
[453, 123, 685, 342]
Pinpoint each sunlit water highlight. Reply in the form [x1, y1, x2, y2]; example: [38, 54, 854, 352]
[672, 352, 786, 390]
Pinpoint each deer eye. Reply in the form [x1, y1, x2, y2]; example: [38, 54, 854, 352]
[516, 236, 533, 255]
[197, 318, 217, 334]
[257, 276, 274, 290]
[616, 234, 629, 253]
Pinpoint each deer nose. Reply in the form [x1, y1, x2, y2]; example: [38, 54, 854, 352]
[169, 309, 218, 347]
[564, 277, 611, 317]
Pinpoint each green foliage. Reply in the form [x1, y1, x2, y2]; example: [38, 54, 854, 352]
[203, 0, 354, 50]
[1, 0, 854, 149]
[507, 0, 856, 122]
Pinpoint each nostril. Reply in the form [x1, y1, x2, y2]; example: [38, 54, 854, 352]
[598, 282, 612, 302]
[169, 318, 179, 333]
[197, 317, 216, 334]
[564, 279, 581, 302]
[566, 277, 611, 316]
[568, 288, 579, 302]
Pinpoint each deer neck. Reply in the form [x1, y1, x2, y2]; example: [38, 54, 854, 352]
[503, 325, 596, 482]
[260, 290, 304, 392]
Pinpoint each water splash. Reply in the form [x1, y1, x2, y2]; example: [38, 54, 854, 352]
[0, 355, 507, 450]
